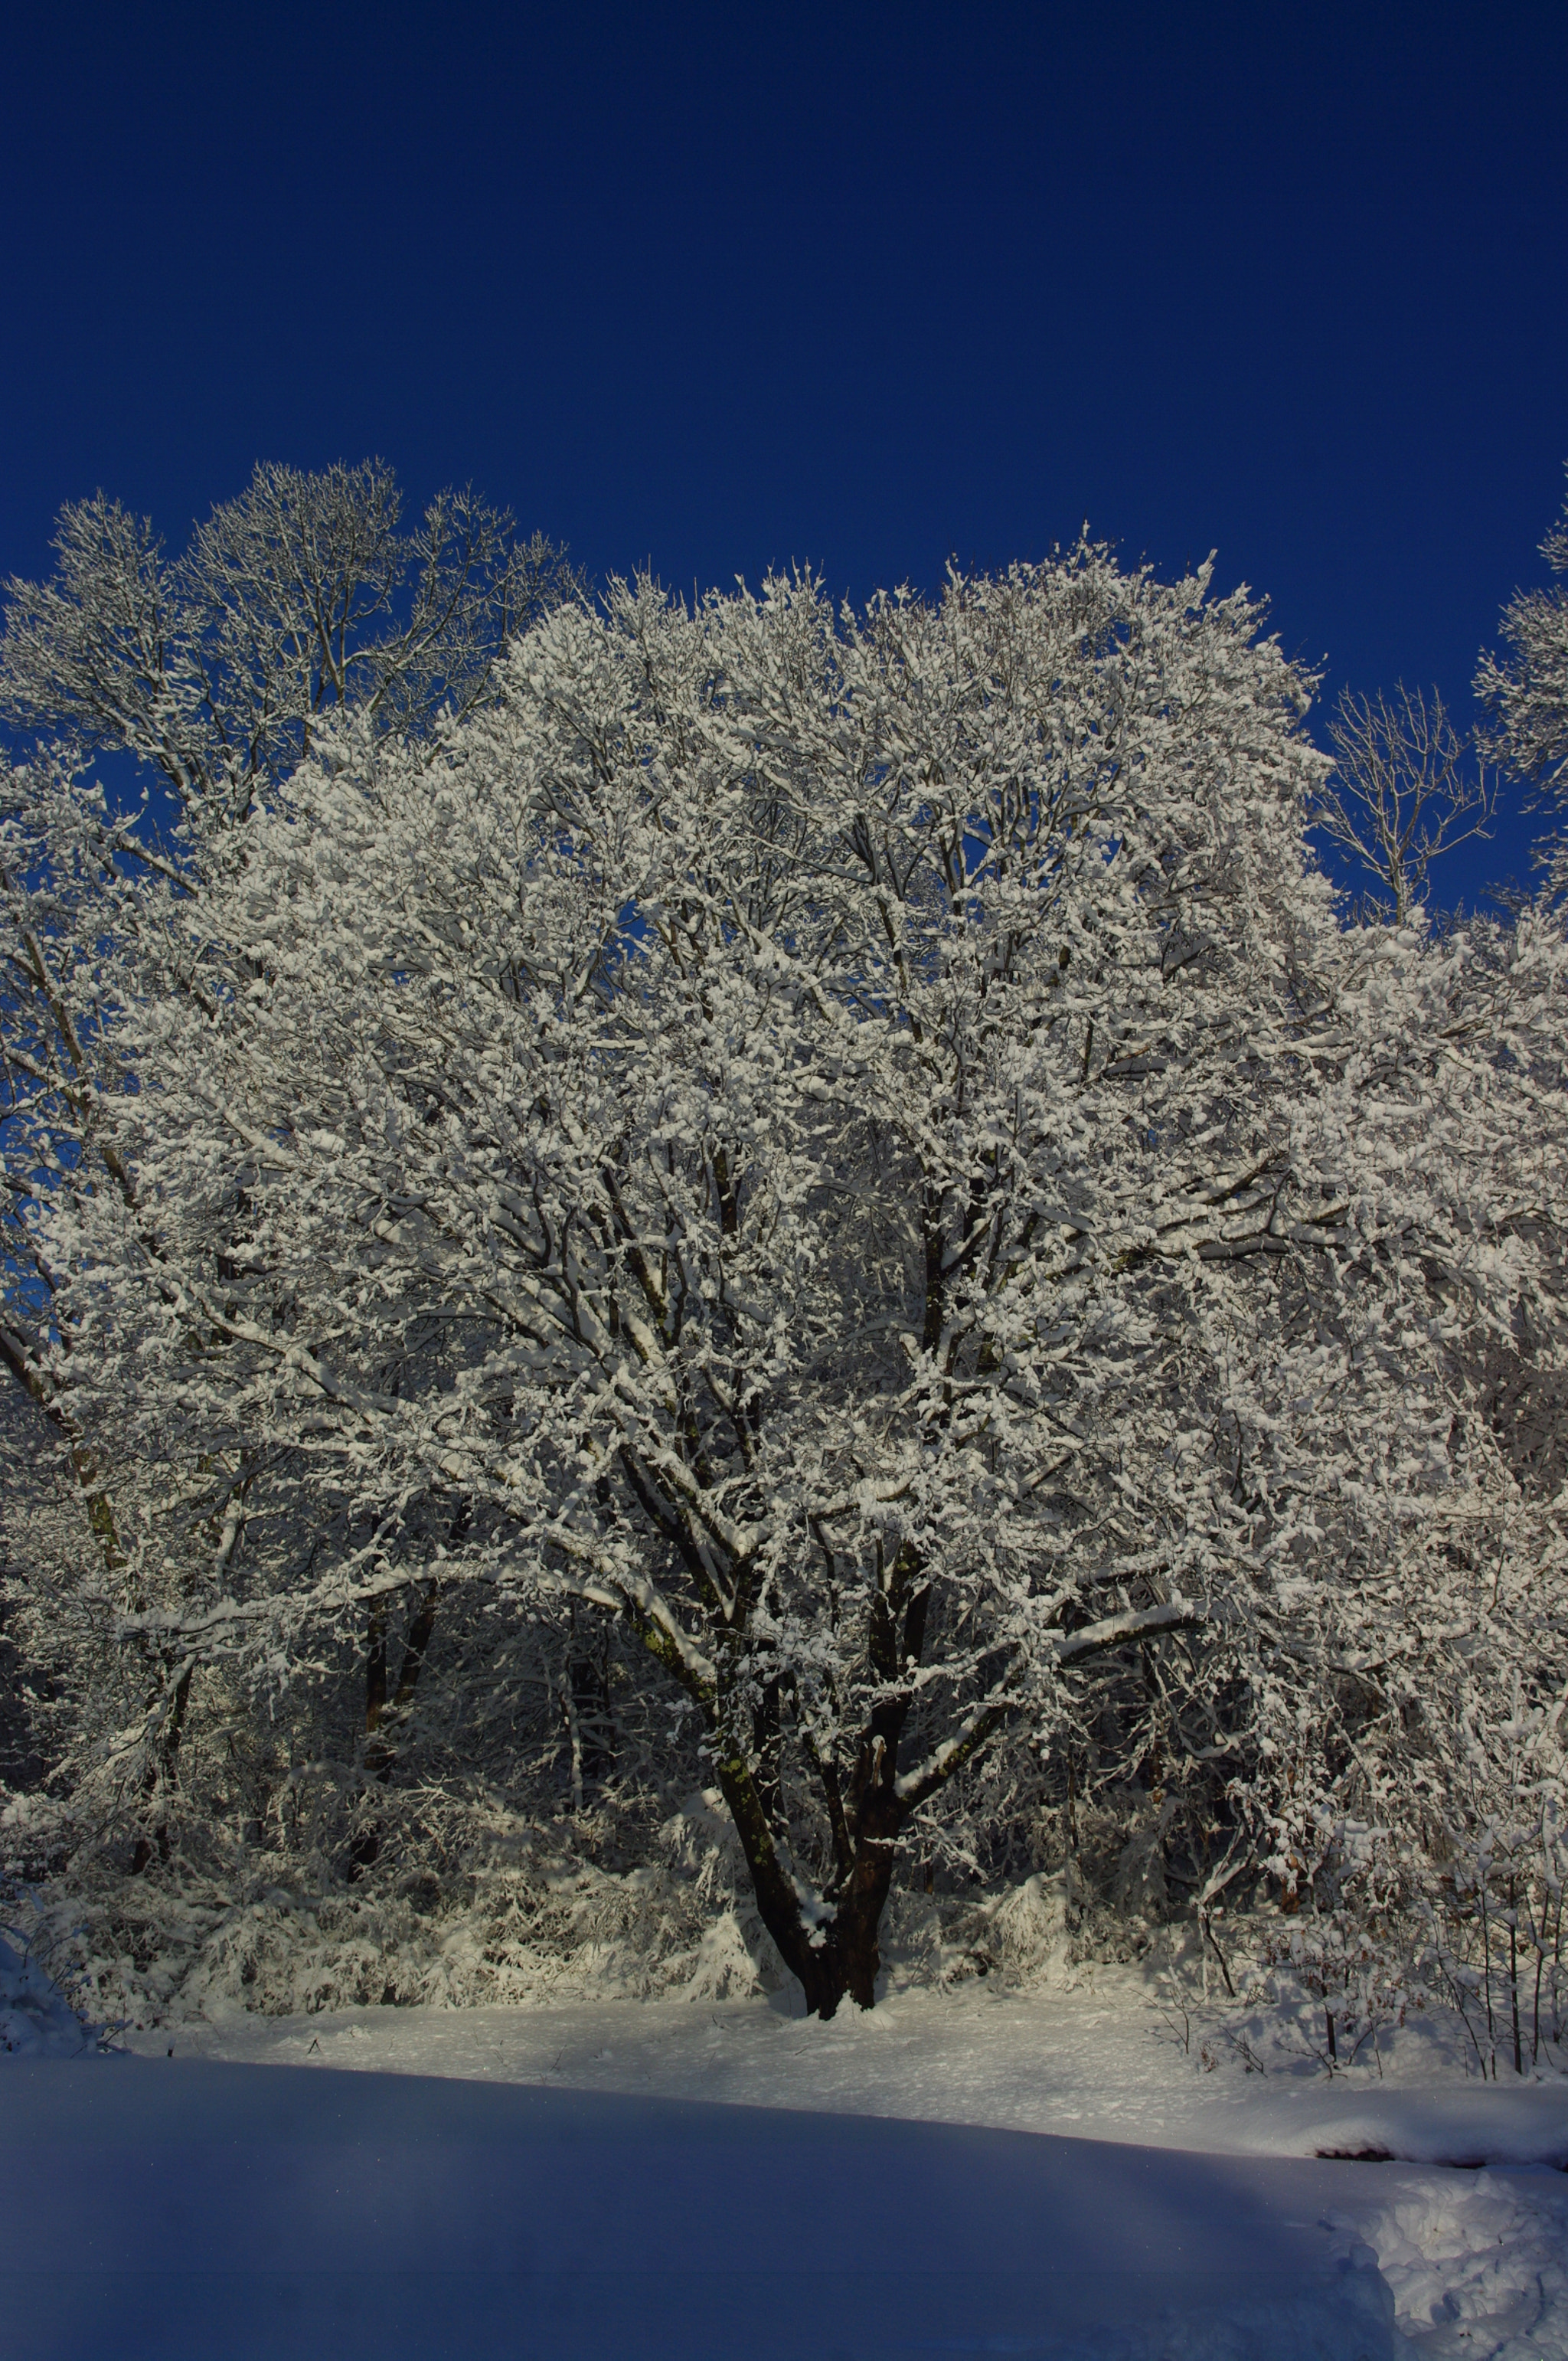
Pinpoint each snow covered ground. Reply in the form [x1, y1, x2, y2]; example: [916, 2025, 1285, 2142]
[5, 1963, 1567, 2356]
[124, 1970, 1568, 2173]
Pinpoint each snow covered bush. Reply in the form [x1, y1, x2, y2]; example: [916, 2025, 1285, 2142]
[0, 1913, 103, 2054]
[16, 1783, 784, 2029]
[1417, 1673, 1568, 2080]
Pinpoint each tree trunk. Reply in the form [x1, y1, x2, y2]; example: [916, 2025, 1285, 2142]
[831, 1793, 903, 2011]
[714, 1739, 906, 2020]
[130, 1661, 193, 1873]
[350, 1584, 440, 1879]
[348, 1604, 389, 1876]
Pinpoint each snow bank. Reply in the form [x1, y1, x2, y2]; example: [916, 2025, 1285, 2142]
[1249, 2086, 1568, 2173]
[1338, 2176, 1568, 2357]
[0, 2059, 1404, 2360]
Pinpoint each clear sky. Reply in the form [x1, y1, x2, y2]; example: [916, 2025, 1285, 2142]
[3, 2, 1564, 904]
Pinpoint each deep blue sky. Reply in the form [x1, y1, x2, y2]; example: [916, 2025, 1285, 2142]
[3, 2, 1565, 903]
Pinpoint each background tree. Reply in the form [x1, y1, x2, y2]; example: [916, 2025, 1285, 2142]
[0, 463, 579, 1867]
[2, 459, 579, 1419]
[1312, 682, 1494, 924]
[0, 460, 580, 822]
[1478, 463, 1568, 859]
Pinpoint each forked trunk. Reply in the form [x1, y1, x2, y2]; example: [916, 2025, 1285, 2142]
[716, 1758, 903, 2020]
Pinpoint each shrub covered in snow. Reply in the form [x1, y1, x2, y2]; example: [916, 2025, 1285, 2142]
[0, 1922, 101, 2055]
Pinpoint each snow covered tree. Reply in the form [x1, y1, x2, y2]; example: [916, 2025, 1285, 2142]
[37, 548, 1556, 2016]
[1312, 684, 1494, 924]
[0, 465, 580, 1872]
[1478, 463, 1568, 883]
[0, 460, 580, 823]
[1, 463, 577, 1424]
[2, 462, 580, 1425]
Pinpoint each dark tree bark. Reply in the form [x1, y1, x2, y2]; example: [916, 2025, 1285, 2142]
[349, 1580, 443, 1879]
[129, 1660, 193, 1874]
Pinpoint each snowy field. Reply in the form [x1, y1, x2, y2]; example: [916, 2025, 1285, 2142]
[5, 1964, 1568, 2358]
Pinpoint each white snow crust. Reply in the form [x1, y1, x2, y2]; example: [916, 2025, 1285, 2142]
[5, 1970, 1566, 2356]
